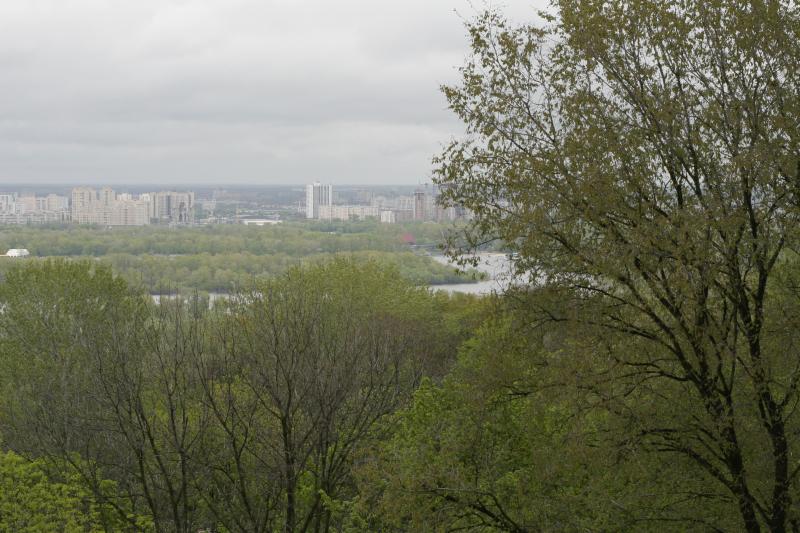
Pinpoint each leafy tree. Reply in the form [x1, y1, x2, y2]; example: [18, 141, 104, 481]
[0, 451, 127, 532]
[367, 302, 747, 532]
[0, 260, 208, 531]
[437, 1, 800, 530]
[200, 259, 442, 533]
[0, 257, 476, 532]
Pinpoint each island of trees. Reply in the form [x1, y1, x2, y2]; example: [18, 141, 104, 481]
[0, 221, 485, 293]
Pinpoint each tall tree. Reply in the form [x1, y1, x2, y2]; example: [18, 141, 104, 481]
[436, 1, 800, 530]
[202, 259, 429, 533]
[0, 260, 209, 532]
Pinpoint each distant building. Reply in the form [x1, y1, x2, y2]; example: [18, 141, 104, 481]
[0, 194, 15, 214]
[0, 191, 69, 225]
[17, 195, 38, 214]
[319, 205, 379, 221]
[373, 194, 414, 211]
[305, 182, 333, 219]
[71, 187, 99, 224]
[45, 194, 68, 211]
[112, 199, 150, 226]
[380, 209, 414, 224]
[413, 190, 426, 221]
[70, 187, 154, 226]
[99, 187, 116, 206]
[409, 184, 473, 223]
[151, 191, 195, 224]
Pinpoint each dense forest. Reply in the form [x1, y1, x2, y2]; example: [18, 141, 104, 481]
[0, 259, 487, 531]
[2, 0, 800, 531]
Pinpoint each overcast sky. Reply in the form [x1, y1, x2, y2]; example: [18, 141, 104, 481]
[0, 0, 544, 186]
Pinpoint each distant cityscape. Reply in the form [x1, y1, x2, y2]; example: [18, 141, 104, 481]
[0, 183, 471, 226]
[0, 188, 194, 226]
[305, 181, 470, 223]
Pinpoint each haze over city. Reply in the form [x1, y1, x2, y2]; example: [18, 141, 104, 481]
[0, 0, 541, 186]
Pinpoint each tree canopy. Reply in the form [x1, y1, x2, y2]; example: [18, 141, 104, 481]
[436, 1, 800, 530]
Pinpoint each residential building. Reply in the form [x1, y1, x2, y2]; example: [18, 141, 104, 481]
[45, 194, 69, 212]
[151, 191, 195, 224]
[305, 182, 333, 219]
[413, 190, 427, 221]
[70, 187, 160, 226]
[71, 187, 99, 224]
[17, 195, 38, 214]
[318, 205, 379, 221]
[111, 199, 150, 226]
[0, 194, 14, 212]
[380, 209, 414, 224]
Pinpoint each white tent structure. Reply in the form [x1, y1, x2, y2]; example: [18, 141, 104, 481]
[5, 249, 30, 257]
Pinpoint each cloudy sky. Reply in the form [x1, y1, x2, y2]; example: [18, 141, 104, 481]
[0, 0, 543, 186]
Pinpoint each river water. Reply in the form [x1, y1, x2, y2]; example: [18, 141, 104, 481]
[428, 253, 513, 295]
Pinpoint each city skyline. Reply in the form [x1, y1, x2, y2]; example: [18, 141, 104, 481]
[0, 181, 468, 225]
[0, 0, 544, 186]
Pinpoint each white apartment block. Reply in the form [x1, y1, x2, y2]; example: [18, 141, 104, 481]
[17, 195, 38, 214]
[71, 187, 98, 224]
[46, 194, 69, 211]
[380, 209, 414, 224]
[0, 191, 69, 225]
[70, 187, 193, 226]
[112, 199, 150, 226]
[318, 205, 379, 221]
[0, 194, 15, 214]
[305, 182, 332, 219]
[151, 191, 195, 224]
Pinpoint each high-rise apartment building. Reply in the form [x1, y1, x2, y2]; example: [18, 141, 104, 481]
[0, 194, 15, 214]
[151, 191, 195, 224]
[112, 199, 150, 226]
[318, 205, 379, 221]
[305, 182, 332, 219]
[413, 190, 427, 221]
[70, 187, 154, 226]
[99, 187, 116, 206]
[71, 187, 99, 224]
[17, 195, 37, 214]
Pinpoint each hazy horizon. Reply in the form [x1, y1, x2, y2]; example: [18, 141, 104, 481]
[0, 1, 543, 186]
[0, 182, 423, 191]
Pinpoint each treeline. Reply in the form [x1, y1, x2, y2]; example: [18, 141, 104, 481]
[0, 222, 450, 257]
[103, 251, 477, 292]
[0, 223, 483, 293]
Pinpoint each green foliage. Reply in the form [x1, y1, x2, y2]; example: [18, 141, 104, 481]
[361, 309, 742, 532]
[0, 222, 445, 257]
[0, 451, 129, 532]
[435, 1, 800, 530]
[0, 257, 482, 531]
[0, 223, 482, 293]
[359, 317, 580, 531]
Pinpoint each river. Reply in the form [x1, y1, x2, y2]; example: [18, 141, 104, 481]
[428, 253, 513, 295]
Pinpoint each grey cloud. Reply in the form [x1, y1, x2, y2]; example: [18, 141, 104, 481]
[0, 0, 544, 185]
